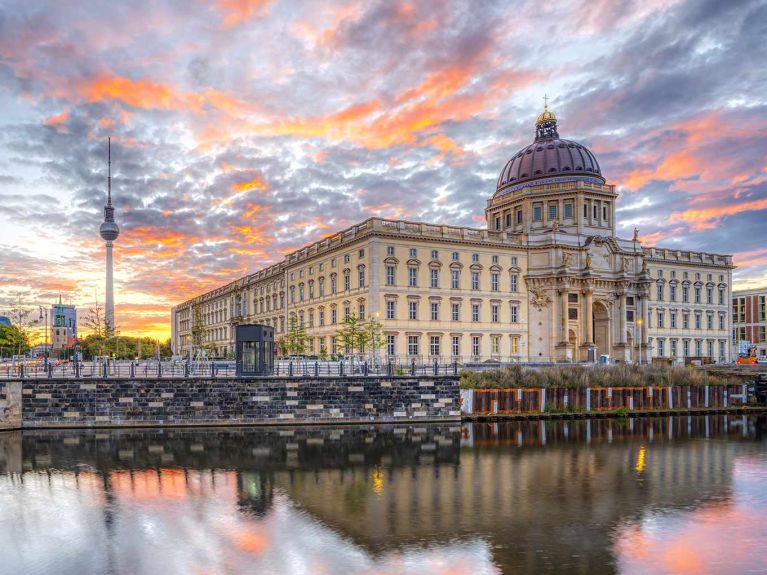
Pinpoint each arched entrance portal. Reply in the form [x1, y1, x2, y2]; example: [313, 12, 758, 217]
[593, 301, 611, 359]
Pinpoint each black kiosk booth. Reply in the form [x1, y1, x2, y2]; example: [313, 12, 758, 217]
[235, 324, 275, 376]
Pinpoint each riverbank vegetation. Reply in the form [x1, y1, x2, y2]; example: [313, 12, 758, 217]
[460, 364, 741, 389]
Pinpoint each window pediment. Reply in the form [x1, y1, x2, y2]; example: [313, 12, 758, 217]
[470, 263, 483, 271]
[449, 262, 463, 270]
[384, 256, 399, 265]
[407, 258, 421, 267]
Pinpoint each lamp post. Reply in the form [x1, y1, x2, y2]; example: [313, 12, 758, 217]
[636, 318, 643, 366]
[38, 306, 49, 369]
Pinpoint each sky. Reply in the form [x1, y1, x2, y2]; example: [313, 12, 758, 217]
[0, 0, 766, 341]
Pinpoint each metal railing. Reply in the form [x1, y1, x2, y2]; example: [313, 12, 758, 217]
[0, 356, 564, 380]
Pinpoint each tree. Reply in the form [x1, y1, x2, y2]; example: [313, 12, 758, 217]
[0, 324, 30, 357]
[6, 295, 35, 349]
[191, 303, 205, 349]
[364, 316, 386, 363]
[84, 300, 106, 338]
[283, 314, 307, 356]
[334, 314, 368, 360]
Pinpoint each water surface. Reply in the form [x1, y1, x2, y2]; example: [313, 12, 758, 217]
[1, 416, 766, 574]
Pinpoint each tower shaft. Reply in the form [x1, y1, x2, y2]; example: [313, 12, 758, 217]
[105, 241, 114, 336]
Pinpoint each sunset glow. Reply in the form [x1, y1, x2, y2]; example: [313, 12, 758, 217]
[0, 0, 765, 340]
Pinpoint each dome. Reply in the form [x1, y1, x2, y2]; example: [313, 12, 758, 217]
[496, 105, 604, 195]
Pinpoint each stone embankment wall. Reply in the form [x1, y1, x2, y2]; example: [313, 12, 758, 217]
[2, 377, 460, 429]
[0, 382, 22, 430]
[460, 384, 749, 414]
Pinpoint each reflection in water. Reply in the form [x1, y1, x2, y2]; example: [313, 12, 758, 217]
[0, 416, 765, 575]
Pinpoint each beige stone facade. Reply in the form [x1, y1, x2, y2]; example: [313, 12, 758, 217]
[171, 111, 734, 364]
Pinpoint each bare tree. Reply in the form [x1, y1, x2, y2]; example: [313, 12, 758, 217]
[84, 300, 106, 338]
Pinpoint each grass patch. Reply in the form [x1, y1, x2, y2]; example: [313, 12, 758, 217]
[460, 364, 740, 390]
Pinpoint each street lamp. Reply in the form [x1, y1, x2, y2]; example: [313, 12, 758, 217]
[38, 306, 49, 369]
[636, 318, 643, 366]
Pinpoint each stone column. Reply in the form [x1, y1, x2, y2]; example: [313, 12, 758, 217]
[618, 292, 627, 344]
[560, 288, 569, 343]
[640, 295, 649, 344]
[583, 289, 593, 344]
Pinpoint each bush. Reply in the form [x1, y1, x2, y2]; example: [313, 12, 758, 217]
[459, 364, 739, 389]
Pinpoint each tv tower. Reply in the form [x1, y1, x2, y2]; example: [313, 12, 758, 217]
[99, 138, 119, 336]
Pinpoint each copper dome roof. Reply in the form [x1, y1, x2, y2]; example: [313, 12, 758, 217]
[496, 106, 604, 195]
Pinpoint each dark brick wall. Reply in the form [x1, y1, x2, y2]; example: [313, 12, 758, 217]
[14, 377, 460, 428]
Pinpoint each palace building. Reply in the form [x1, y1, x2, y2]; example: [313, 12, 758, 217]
[171, 106, 734, 363]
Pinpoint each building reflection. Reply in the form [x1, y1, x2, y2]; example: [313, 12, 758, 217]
[0, 417, 765, 574]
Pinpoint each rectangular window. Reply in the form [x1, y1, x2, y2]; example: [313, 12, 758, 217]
[452, 336, 460, 357]
[430, 336, 440, 357]
[603, 204, 608, 222]
[344, 305, 350, 321]
[695, 287, 701, 304]
[491, 273, 499, 291]
[657, 311, 664, 328]
[568, 308, 578, 320]
[471, 272, 479, 290]
[386, 266, 395, 286]
[718, 288, 724, 305]
[387, 245, 395, 257]
[719, 340, 725, 359]
[658, 339, 665, 357]
[583, 203, 589, 219]
[451, 303, 460, 321]
[472, 303, 480, 322]
[511, 336, 519, 354]
[670, 286, 676, 302]
[510, 305, 518, 323]
[707, 314, 713, 330]
[409, 248, 417, 258]
[358, 269, 365, 288]
[431, 249, 438, 260]
[510, 274, 518, 292]
[505, 213, 511, 227]
[593, 204, 599, 219]
[408, 301, 418, 320]
[719, 314, 724, 330]
[431, 269, 439, 288]
[683, 340, 690, 357]
[451, 270, 459, 289]
[319, 310, 325, 326]
[548, 204, 557, 221]
[683, 314, 689, 329]
[657, 284, 664, 301]
[472, 253, 479, 263]
[431, 302, 439, 321]
[670, 312, 677, 329]
[452, 251, 459, 261]
[492, 336, 500, 355]
[706, 288, 712, 304]
[472, 336, 480, 357]
[695, 340, 702, 356]
[533, 205, 542, 222]
[516, 210, 523, 225]
[409, 267, 417, 287]
[511, 256, 518, 266]
[707, 340, 714, 357]
[491, 304, 499, 322]
[408, 335, 419, 356]
[564, 202, 573, 219]
[386, 300, 395, 320]
[671, 339, 677, 357]
[683, 286, 689, 303]
[695, 314, 701, 330]
[495, 217, 501, 230]
[627, 310, 634, 323]
[344, 273, 350, 291]
[387, 335, 396, 356]
[358, 249, 364, 258]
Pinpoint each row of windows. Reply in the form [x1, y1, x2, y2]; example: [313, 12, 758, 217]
[733, 326, 767, 342]
[385, 300, 520, 323]
[491, 199, 610, 230]
[289, 249, 366, 282]
[387, 267, 519, 291]
[655, 285, 726, 305]
[655, 339, 726, 359]
[387, 245, 520, 266]
[650, 309, 726, 331]
[397, 334, 522, 357]
[656, 270, 724, 282]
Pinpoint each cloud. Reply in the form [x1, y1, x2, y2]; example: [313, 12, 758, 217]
[0, 0, 765, 340]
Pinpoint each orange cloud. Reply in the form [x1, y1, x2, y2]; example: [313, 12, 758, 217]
[669, 197, 767, 230]
[217, 0, 274, 28]
[44, 109, 69, 128]
[231, 175, 268, 193]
